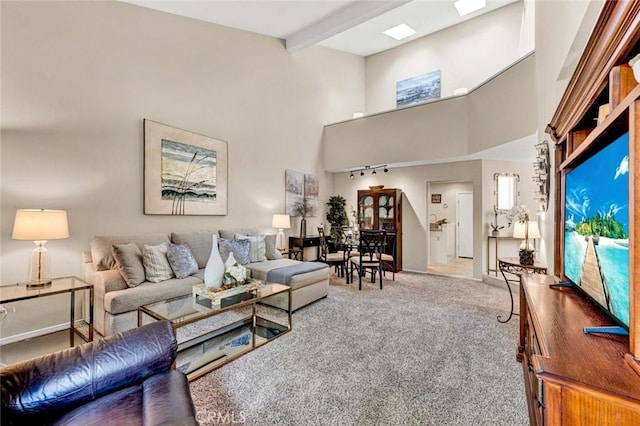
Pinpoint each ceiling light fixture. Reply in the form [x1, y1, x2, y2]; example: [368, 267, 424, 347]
[348, 165, 389, 178]
[382, 23, 416, 41]
[454, 0, 486, 17]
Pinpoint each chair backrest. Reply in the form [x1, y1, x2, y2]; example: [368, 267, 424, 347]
[358, 230, 386, 261]
[384, 230, 397, 257]
[317, 227, 329, 259]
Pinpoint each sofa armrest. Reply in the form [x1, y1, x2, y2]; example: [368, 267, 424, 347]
[1, 320, 177, 421]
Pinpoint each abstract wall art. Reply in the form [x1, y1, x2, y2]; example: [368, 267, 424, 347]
[144, 119, 228, 215]
[396, 70, 441, 108]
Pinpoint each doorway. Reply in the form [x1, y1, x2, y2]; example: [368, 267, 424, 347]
[427, 181, 473, 279]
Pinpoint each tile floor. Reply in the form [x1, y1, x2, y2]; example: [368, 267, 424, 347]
[427, 257, 473, 279]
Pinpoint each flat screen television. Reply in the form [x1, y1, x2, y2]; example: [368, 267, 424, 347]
[563, 132, 630, 329]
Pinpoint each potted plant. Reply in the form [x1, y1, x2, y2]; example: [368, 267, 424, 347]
[489, 207, 504, 236]
[325, 195, 349, 241]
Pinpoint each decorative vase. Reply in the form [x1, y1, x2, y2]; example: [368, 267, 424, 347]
[204, 234, 224, 288]
[491, 229, 499, 237]
[300, 218, 307, 238]
[633, 60, 640, 84]
[519, 249, 535, 265]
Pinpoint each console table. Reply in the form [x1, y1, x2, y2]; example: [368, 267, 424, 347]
[288, 235, 320, 261]
[497, 257, 546, 323]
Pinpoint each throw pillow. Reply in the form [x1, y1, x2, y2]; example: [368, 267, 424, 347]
[218, 238, 251, 265]
[235, 233, 267, 263]
[264, 234, 283, 260]
[170, 231, 216, 269]
[167, 243, 199, 278]
[112, 243, 145, 287]
[142, 243, 175, 283]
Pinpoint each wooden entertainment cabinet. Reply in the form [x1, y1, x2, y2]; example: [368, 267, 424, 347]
[518, 1, 640, 424]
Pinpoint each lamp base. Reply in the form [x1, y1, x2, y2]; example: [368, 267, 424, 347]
[20, 279, 53, 289]
[519, 249, 535, 265]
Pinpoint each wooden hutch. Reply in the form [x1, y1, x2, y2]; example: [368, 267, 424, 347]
[357, 186, 402, 271]
[518, 2, 640, 425]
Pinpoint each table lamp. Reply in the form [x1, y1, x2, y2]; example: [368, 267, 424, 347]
[272, 214, 290, 251]
[513, 220, 540, 265]
[12, 209, 69, 288]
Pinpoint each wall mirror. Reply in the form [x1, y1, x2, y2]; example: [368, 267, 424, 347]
[494, 173, 519, 213]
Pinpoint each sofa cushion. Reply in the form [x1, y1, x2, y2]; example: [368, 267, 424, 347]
[247, 259, 329, 291]
[264, 234, 283, 260]
[218, 238, 251, 265]
[92, 234, 171, 271]
[104, 276, 203, 315]
[235, 233, 267, 263]
[112, 243, 145, 288]
[170, 231, 216, 269]
[166, 243, 199, 279]
[142, 243, 174, 283]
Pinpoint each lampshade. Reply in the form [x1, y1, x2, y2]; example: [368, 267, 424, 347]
[513, 221, 527, 239]
[12, 209, 69, 241]
[513, 221, 540, 239]
[272, 214, 291, 229]
[527, 221, 540, 239]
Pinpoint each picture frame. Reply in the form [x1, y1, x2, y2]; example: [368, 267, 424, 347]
[285, 169, 304, 216]
[431, 194, 442, 204]
[144, 119, 228, 215]
[396, 70, 441, 108]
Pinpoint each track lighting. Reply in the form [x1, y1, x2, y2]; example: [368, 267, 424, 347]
[348, 164, 389, 178]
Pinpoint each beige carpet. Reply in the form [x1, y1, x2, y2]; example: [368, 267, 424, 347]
[189, 271, 527, 425]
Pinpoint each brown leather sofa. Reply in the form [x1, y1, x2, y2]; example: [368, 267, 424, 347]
[0, 320, 197, 425]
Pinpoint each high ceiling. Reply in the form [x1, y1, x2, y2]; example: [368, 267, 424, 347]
[123, 0, 519, 56]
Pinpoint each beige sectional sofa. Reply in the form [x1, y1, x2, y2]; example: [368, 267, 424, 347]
[82, 229, 329, 336]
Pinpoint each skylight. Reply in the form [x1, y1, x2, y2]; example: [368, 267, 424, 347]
[454, 0, 486, 17]
[382, 23, 417, 41]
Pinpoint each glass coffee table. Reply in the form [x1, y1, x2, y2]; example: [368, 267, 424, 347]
[138, 282, 291, 381]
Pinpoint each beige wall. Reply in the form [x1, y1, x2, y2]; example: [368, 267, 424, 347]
[323, 54, 537, 172]
[365, 1, 532, 114]
[0, 1, 364, 339]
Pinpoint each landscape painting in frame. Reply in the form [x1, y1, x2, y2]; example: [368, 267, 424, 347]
[144, 119, 228, 215]
[396, 70, 441, 108]
[304, 173, 319, 217]
[285, 169, 304, 216]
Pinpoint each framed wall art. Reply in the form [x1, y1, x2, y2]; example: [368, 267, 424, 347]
[144, 119, 228, 215]
[285, 169, 304, 216]
[304, 173, 319, 217]
[396, 70, 441, 108]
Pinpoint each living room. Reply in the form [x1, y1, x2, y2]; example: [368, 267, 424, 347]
[3, 0, 639, 424]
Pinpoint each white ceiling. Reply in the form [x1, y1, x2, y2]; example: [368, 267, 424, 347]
[123, 0, 519, 56]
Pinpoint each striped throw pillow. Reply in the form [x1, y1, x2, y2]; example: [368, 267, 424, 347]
[143, 243, 175, 283]
[235, 234, 267, 263]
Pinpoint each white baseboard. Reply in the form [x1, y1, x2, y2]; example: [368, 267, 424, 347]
[0, 322, 70, 346]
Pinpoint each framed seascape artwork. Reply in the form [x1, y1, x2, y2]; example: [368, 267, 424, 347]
[396, 70, 441, 108]
[144, 119, 228, 215]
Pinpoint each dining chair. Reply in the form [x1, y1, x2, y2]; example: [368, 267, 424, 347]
[349, 229, 386, 290]
[381, 230, 397, 280]
[318, 227, 347, 277]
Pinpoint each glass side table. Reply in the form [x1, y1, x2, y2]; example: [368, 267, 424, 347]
[0, 276, 94, 347]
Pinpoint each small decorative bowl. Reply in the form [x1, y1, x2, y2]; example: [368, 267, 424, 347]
[368, 185, 384, 190]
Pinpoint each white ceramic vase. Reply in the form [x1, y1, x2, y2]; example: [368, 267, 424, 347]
[204, 234, 224, 288]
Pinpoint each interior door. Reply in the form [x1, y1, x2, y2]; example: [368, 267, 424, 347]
[456, 192, 473, 258]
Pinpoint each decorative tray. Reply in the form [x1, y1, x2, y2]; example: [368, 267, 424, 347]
[192, 281, 260, 305]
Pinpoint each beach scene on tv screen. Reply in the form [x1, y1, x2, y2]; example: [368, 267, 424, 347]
[564, 133, 629, 326]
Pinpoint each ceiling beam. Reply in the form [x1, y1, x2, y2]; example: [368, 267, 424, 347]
[286, 0, 411, 53]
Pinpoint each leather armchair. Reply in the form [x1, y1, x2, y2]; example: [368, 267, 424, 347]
[1, 320, 197, 425]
